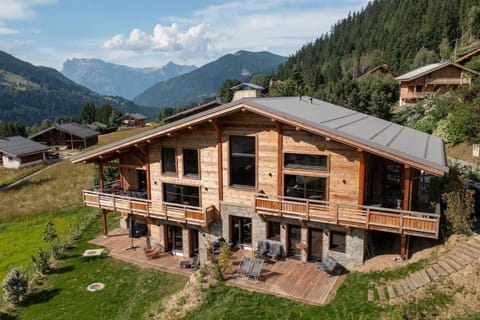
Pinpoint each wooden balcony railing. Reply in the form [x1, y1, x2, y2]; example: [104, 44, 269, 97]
[425, 77, 471, 85]
[255, 194, 440, 239]
[82, 185, 215, 227]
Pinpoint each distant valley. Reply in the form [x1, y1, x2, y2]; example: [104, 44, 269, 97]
[62, 59, 196, 99]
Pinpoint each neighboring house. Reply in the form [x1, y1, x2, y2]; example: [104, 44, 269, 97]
[230, 82, 264, 101]
[455, 47, 480, 65]
[86, 122, 108, 131]
[117, 113, 147, 128]
[71, 96, 447, 269]
[0, 136, 50, 168]
[395, 61, 479, 106]
[30, 123, 99, 149]
[357, 64, 397, 80]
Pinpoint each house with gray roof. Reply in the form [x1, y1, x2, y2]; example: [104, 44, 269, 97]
[116, 113, 147, 128]
[30, 123, 99, 149]
[71, 96, 447, 269]
[0, 136, 50, 168]
[395, 61, 479, 106]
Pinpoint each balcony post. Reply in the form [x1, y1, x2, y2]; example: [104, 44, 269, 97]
[358, 150, 365, 205]
[98, 163, 104, 190]
[102, 209, 108, 237]
[403, 166, 411, 211]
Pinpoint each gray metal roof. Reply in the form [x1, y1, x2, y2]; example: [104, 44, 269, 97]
[56, 123, 99, 138]
[71, 96, 448, 174]
[395, 61, 479, 81]
[0, 136, 50, 157]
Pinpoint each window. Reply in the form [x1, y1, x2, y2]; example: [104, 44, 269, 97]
[284, 153, 328, 170]
[163, 183, 200, 207]
[229, 136, 255, 187]
[267, 221, 281, 241]
[329, 231, 346, 253]
[183, 149, 199, 176]
[162, 147, 176, 174]
[284, 174, 327, 201]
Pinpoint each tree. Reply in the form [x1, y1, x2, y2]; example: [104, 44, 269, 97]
[411, 47, 439, 69]
[217, 79, 241, 103]
[439, 37, 452, 60]
[81, 102, 96, 124]
[2, 268, 28, 306]
[250, 74, 270, 88]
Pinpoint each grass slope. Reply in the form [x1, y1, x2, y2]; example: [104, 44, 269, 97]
[0, 163, 46, 188]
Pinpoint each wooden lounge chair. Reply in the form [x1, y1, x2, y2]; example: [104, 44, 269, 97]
[144, 243, 163, 260]
[236, 256, 252, 278]
[316, 255, 339, 275]
[247, 258, 264, 283]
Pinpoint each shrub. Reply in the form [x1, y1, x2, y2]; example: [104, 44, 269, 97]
[31, 248, 50, 274]
[442, 171, 475, 235]
[2, 268, 28, 306]
[42, 221, 58, 243]
[216, 244, 233, 280]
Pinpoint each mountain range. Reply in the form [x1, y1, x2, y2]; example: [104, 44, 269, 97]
[62, 58, 196, 99]
[133, 51, 287, 108]
[0, 50, 158, 126]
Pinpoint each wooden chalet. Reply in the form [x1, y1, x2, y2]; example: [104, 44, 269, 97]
[30, 123, 99, 149]
[117, 113, 147, 128]
[71, 96, 448, 269]
[357, 64, 397, 80]
[0, 136, 50, 168]
[395, 61, 479, 106]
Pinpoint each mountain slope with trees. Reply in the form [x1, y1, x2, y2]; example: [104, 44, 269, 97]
[62, 58, 197, 99]
[0, 50, 158, 126]
[133, 50, 286, 108]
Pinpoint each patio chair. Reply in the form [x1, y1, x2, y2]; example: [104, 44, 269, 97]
[267, 242, 282, 260]
[180, 255, 200, 269]
[144, 243, 163, 260]
[236, 256, 253, 278]
[247, 258, 264, 283]
[255, 240, 269, 258]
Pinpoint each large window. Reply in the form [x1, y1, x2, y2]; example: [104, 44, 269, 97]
[329, 231, 346, 253]
[163, 183, 200, 207]
[267, 221, 281, 241]
[284, 153, 328, 170]
[284, 174, 327, 201]
[183, 149, 199, 176]
[230, 136, 255, 187]
[162, 147, 176, 174]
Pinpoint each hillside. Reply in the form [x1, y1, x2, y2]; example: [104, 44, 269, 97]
[62, 58, 197, 99]
[133, 50, 287, 108]
[277, 0, 480, 94]
[0, 50, 159, 126]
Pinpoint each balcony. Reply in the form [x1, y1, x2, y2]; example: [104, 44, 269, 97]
[255, 194, 440, 239]
[425, 77, 471, 85]
[82, 183, 215, 227]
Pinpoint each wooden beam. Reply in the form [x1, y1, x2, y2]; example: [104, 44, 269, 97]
[273, 120, 283, 196]
[145, 144, 151, 200]
[98, 162, 147, 170]
[358, 151, 365, 205]
[210, 120, 223, 202]
[98, 163, 104, 190]
[403, 166, 411, 210]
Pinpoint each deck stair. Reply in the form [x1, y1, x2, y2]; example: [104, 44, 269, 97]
[368, 237, 480, 301]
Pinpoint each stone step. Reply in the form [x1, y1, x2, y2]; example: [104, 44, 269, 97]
[426, 267, 440, 281]
[443, 257, 462, 271]
[449, 252, 470, 266]
[387, 285, 396, 298]
[432, 263, 448, 276]
[418, 269, 432, 285]
[464, 243, 480, 255]
[467, 240, 480, 251]
[395, 283, 405, 295]
[457, 247, 477, 260]
[377, 286, 386, 300]
[438, 260, 455, 274]
[368, 289, 374, 302]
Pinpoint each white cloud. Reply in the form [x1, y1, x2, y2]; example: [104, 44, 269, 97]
[104, 22, 221, 59]
[0, 26, 19, 35]
[0, 0, 57, 21]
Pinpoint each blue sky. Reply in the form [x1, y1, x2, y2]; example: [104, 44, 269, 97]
[0, 0, 369, 70]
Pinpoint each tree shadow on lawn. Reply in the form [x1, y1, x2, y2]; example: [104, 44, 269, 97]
[49, 265, 75, 275]
[21, 288, 61, 307]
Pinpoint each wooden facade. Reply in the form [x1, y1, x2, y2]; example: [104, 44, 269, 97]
[74, 99, 446, 268]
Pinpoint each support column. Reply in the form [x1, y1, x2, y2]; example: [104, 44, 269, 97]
[358, 151, 365, 205]
[210, 120, 223, 203]
[400, 234, 407, 259]
[145, 144, 151, 199]
[273, 120, 283, 196]
[102, 209, 108, 237]
[403, 166, 411, 211]
[98, 163, 104, 190]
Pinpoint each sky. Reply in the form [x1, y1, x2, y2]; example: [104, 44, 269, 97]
[0, 0, 369, 71]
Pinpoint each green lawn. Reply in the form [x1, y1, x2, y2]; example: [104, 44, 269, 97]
[2, 212, 187, 320]
[0, 163, 47, 188]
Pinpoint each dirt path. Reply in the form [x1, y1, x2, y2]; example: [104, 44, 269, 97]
[0, 158, 63, 192]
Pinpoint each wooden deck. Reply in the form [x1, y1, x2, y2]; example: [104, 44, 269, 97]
[90, 228, 343, 305]
[255, 194, 440, 239]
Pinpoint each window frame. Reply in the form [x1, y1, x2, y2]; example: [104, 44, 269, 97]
[283, 174, 328, 201]
[284, 153, 329, 171]
[229, 135, 256, 188]
[329, 230, 346, 253]
[162, 183, 201, 208]
[183, 148, 200, 178]
[266, 221, 281, 241]
[161, 147, 177, 175]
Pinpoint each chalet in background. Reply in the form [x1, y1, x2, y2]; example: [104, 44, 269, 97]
[117, 113, 147, 128]
[395, 61, 479, 106]
[72, 93, 447, 269]
[30, 123, 99, 150]
[0, 136, 50, 168]
[455, 46, 480, 65]
[357, 64, 397, 80]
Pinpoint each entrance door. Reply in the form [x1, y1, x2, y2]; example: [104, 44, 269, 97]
[231, 216, 252, 245]
[190, 229, 199, 256]
[309, 228, 323, 261]
[288, 224, 301, 257]
[167, 225, 182, 252]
